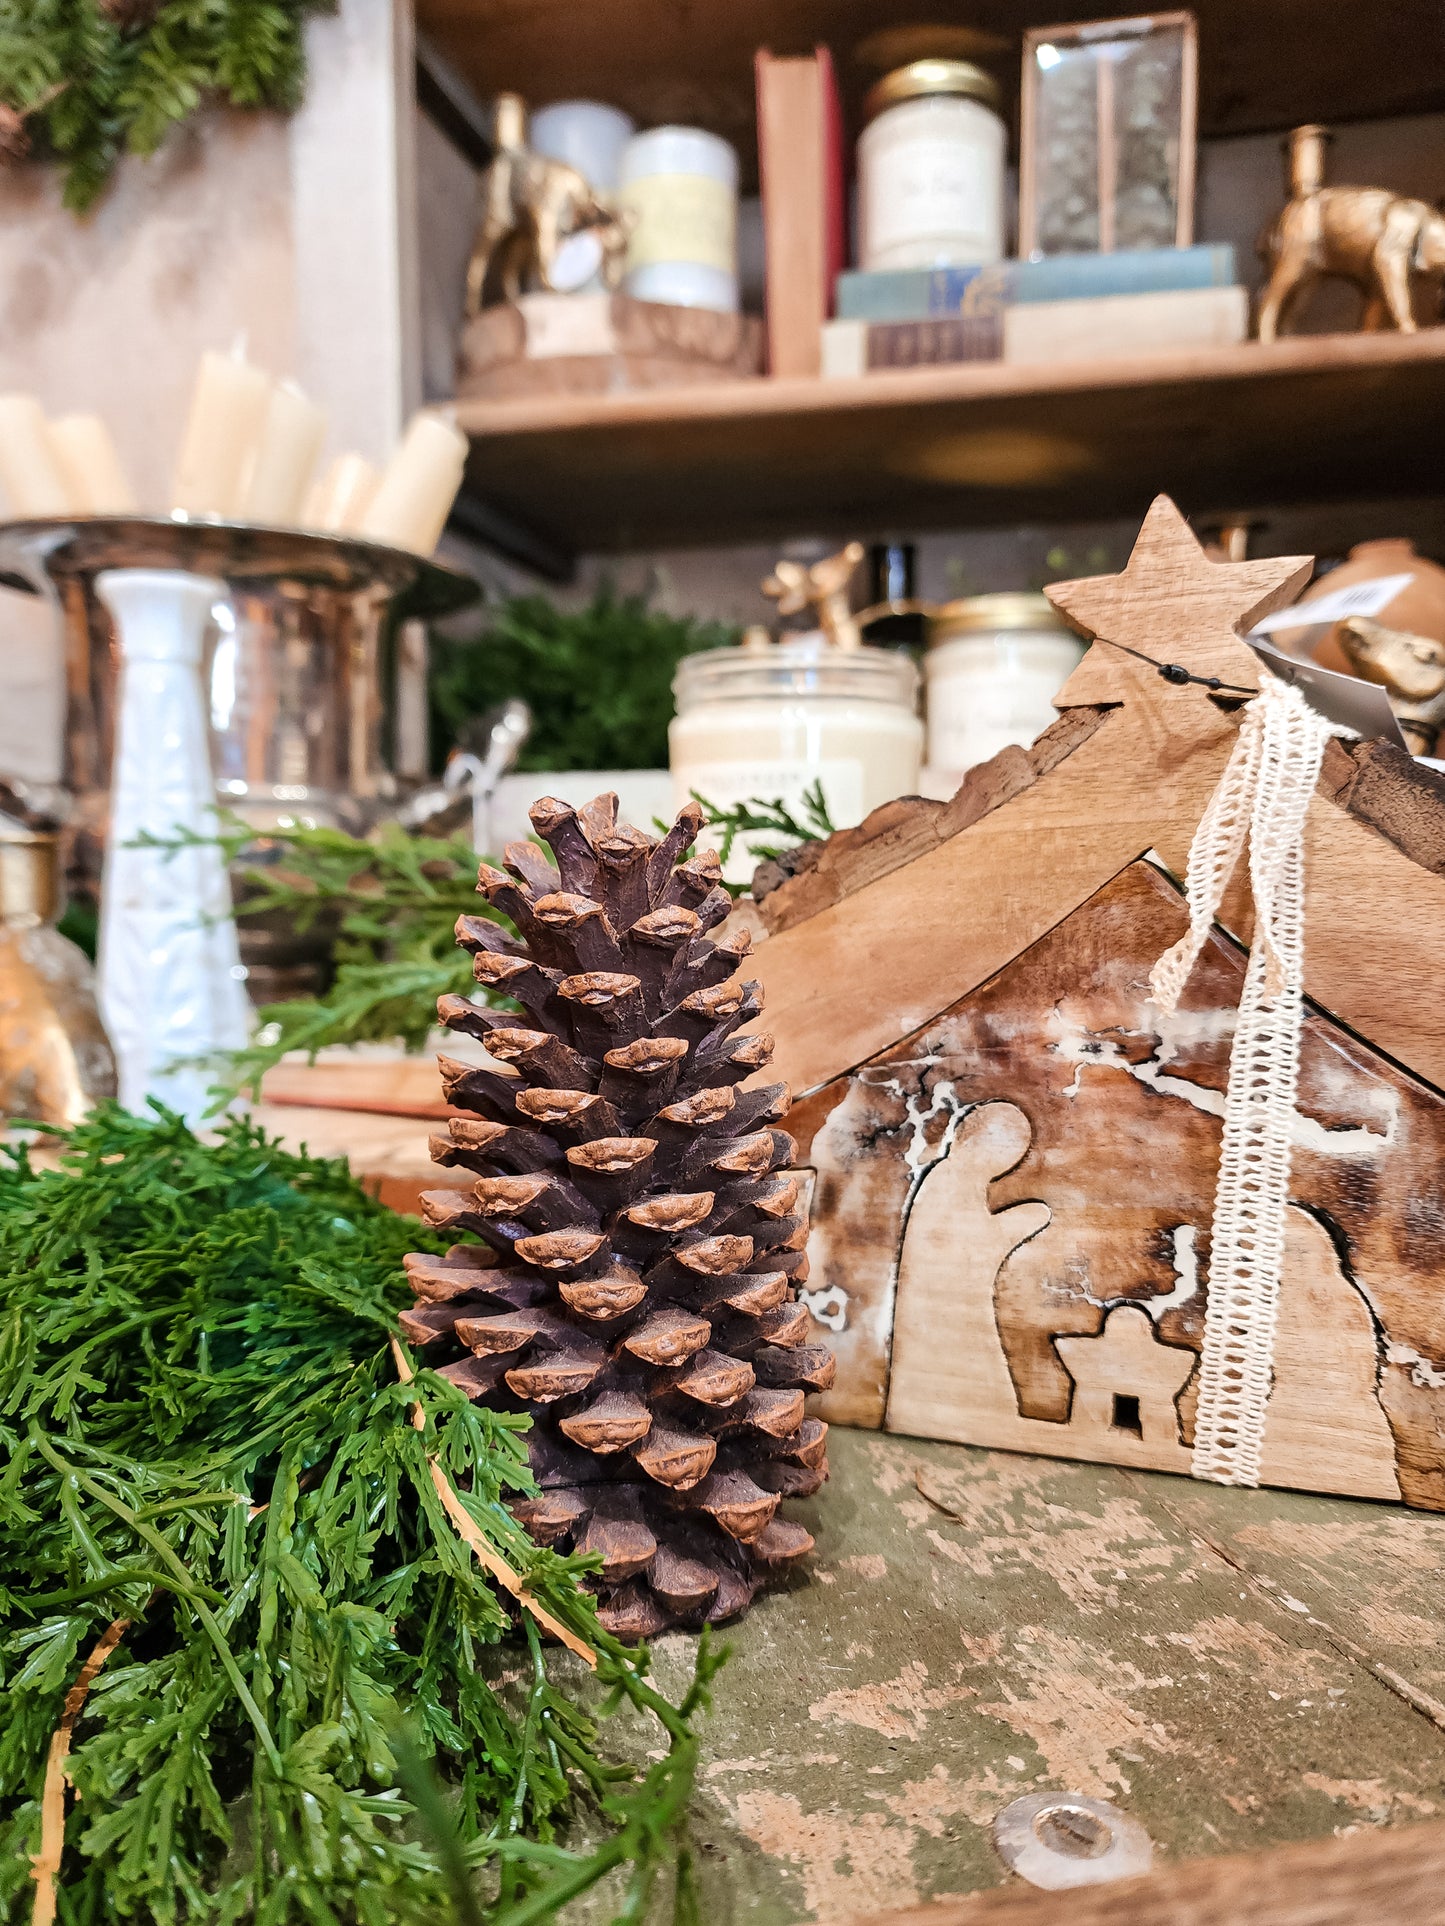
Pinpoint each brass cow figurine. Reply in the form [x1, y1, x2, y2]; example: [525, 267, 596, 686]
[1257, 125, 1445, 342]
[465, 93, 629, 315]
[1337, 615, 1445, 756]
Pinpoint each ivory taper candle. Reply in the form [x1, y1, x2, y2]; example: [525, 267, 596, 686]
[242, 380, 326, 525]
[303, 452, 380, 533]
[360, 412, 467, 555]
[0, 394, 74, 517]
[171, 348, 271, 518]
[49, 413, 138, 515]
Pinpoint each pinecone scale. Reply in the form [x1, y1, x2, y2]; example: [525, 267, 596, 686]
[403, 793, 833, 1636]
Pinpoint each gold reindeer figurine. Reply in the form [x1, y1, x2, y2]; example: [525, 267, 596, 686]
[762, 542, 866, 651]
[1257, 125, 1445, 342]
[465, 94, 629, 315]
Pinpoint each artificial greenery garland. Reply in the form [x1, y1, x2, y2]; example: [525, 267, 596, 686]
[0, 1105, 716, 1923]
[0, 0, 331, 211]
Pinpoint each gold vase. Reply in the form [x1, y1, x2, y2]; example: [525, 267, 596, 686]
[0, 830, 116, 1126]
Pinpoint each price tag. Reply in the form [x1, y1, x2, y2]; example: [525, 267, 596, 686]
[1249, 573, 1415, 636]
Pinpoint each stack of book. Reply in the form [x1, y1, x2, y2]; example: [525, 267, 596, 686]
[750, 43, 1247, 381]
[821, 246, 1248, 376]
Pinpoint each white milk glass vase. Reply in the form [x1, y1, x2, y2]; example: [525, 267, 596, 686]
[94, 569, 249, 1121]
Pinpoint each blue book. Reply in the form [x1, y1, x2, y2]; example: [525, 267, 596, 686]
[835, 246, 1238, 322]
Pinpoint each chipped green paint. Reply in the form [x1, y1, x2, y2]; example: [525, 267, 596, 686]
[593, 1429, 1445, 1924]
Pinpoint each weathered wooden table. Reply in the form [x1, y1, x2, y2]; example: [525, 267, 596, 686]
[623, 1427, 1445, 1923]
[254, 1075, 1445, 1917]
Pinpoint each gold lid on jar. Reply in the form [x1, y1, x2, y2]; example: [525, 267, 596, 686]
[864, 59, 1002, 122]
[928, 591, 1074, 646]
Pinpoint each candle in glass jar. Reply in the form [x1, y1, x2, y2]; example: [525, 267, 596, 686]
[360, 412, 467, 556]
[924, 592, 1085, 777]
[48, 413, 138, 515]
[670, 636, 923, 883]
[858, 61, 1006, 272]
[171, 348, 272, 518]
[242, 381, 326, 525]
[303, 452, 381, 533]
[0, 394, 73, 517]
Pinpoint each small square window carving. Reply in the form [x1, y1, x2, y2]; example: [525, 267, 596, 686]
[1111, 1392, 1143, 1437]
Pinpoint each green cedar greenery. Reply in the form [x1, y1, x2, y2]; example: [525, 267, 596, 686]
[142, 814, 488, 1097]
[690, 781, 836, 890]
[0, 1103, 719, 1923]
[429, 589, 737, 776]
[0, 0, 330, 212]
[147, 781, 837, 1094]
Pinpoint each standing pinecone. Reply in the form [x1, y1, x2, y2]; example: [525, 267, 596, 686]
[402, 793, 833, 1637]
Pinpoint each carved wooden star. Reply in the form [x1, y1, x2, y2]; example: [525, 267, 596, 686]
[1048, 495, 1313, 709]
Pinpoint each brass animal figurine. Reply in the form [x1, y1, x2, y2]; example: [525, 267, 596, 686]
[762, 542, 866, 651]
[1337, 614, 1445, 755]
[1257, 125, 1445, 342]
[465, 94, 629, 315]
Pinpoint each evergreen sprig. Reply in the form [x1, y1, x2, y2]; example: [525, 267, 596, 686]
[146, 786, 839, 1090]
[0, 0, 331, 212]
[691, 781, 836, 893]
[0, 1105, 718, 1923]
[141, 813, 492, 1097]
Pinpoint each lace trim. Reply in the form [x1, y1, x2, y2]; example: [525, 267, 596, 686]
[1149, 672, 1347, 1487]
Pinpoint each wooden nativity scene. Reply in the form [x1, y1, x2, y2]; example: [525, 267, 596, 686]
[397, 494, 1445, 1647]
[754, 496, 1445, 1514]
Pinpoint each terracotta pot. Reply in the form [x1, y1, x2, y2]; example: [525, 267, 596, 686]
[1275, 539, 1445, 675]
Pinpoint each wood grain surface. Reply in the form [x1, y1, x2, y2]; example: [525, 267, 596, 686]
[605, 1427, 1445, 1925]
[847, 1816, 1445, 1924]
[448, 332, 1445, 549]
[258, 1055, 450, 1118]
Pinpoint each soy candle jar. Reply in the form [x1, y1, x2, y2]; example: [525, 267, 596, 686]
[858, 60, 1006, 272]
[924, 592, 1084, 776]
[618, 125, 739, 312]
[670, 637, 923, 883]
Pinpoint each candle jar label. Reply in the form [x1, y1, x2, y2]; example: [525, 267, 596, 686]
[619, 172, 737, 273]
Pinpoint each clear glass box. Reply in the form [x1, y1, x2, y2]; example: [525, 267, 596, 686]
[1019, 11, 1197, 258]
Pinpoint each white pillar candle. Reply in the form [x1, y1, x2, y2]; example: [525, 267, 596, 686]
[360, 411, 467, 556]
[242, 380, 327, 526]
[0, 393, 74, 517]
[303, 452, 381, 533]
[171, 349, 272, 519]
[48, 413, 138, 515]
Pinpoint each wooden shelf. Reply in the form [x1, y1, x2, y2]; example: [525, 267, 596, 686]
[418, 0, 1442, 185]
[454, 329, 1445, 553]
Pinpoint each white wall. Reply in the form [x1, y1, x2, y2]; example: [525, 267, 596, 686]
[0, 0, 421, 783]
[0, 111, 297, 510]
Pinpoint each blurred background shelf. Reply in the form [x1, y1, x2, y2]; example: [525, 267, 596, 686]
[417, 0, 1444, 178]
[454, 329, 1445, 556]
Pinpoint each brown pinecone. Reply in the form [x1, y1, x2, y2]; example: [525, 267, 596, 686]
[402, 792, 833, 1638]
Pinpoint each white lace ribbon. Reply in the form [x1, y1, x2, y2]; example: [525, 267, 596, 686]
[1149, 671, 1347, 1486]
